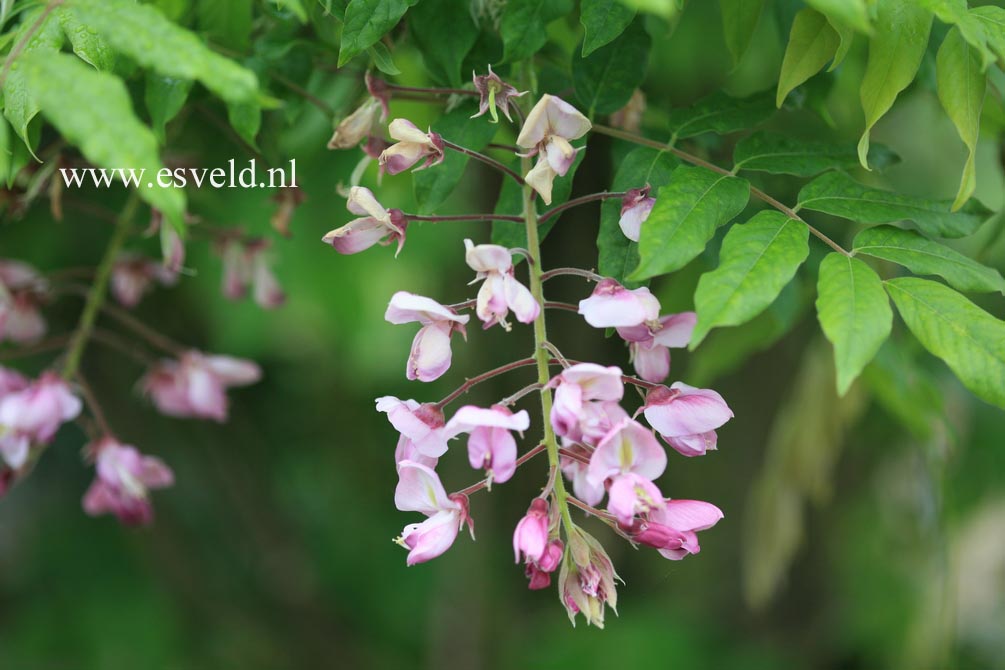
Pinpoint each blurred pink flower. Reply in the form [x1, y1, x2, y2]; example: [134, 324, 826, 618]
[142, 351, 261, 423]
[0, 373, 81, 469]
[0, 260, 47, 344]
[111, 253, 178, 308]
[82, 437, 174, 526]
[219, 238, 285, 309]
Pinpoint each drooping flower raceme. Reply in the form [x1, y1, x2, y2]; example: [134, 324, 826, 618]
[323, 186, 408, 256]
[141, 351, 262, 423]
[617, 312, 696, 383]
[464, 239, 539, 330]
[385, 292, 469, 382]
[81, 437, 174, 526]
[379, 119, 445, 175]
[578, 278, 661, 329]
[642, 382, 734, 457]
[0, 373, 82, 469]
[446, 404, 530, 484]
[394, 460, 472, 565]
[516, 94, 592, 205]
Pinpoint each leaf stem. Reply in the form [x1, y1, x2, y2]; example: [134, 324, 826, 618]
[591, 124, 852, 258]
[441, 139, 525, 186]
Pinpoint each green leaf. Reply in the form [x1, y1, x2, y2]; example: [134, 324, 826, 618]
[632, 166, 750, 280]
[886, 277, 1005, 408]
[776, 9, 840, 107]
[936, 26, 986, 211]
[409, 0, 476, 86]
[580, 0, 636, 57]
[857, 0, 932, 169]
[56, 6, 116, 70]
[1, 8, 63, 149]
[919, 0, 996, 70]
[826, 14, 856, 71]
[853, 225, 1005, 294]
[573, 18, 650, 117]
[692, 211, 809, 348]
[68, 0, 259, 105]
[815, 253, 892, 395]
[196, 0, 252, 51]
[0, 116, 9, 185]
[668, 90, 775, 141]
[617, 0, 684, 20]
[227, 102, 261, 147]
[796, 171, 991, 239]
[733, 131, 899, 176]
[597, 147, 678, 287]
[972, 6, 1005, 65]
[368, 41, 401, 75]
[805, 0, 871, 34]
[338, 0, 415, 66]
[719, 0, 766, 66]
[145, 75, 192, 144]
[20, 51, 185, 229]
[500, 0, 573, 63]
[863, 340, 944, 440]
[274, 0, 309, 22]
[413, 105, 498, 215]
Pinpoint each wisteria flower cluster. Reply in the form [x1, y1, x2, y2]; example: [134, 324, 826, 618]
[324, 71, 734, 627]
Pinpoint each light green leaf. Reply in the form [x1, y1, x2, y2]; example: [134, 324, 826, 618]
[413, 104, 498, 215]
[338, 0, 416, 66]
[776, 9, 840, 107]
[500, 0, 574, 63]
[580, 0, 636, 57]
[597, 147, 678, 287]
[2, 8, 63, 149]
[573, 18, 650, 117]
[886, 277, 1005, 408]
[815, 253, 892, 395]
[692, 211, 809, 348]
[936, 26, 986, 211]
[668, 90, 775, 140]
[796, 171, 991, 239]
[56, 6, 115, 70]
[227, 102, 261, 147]
[408, 0, 476, 86]
[827, 14, 856, 71]
[719, 0, 766, 66]
[853, 225, 1005, 294]
[196, 0, 252, 51]
[368, 41, 401, 75]
[68, 0, 259, 105]
[857, 0, 932, 169]
[0, 116, 9, 185]
[274, 0, 309, 22]
[632, 166, 750, 280]
[733, 131, 899, 176]
[972, 6, 1005, 65]
[805, 0, 871, 34]
[920, 0, 996, 70]
[145, 75, 192, 144]
[617, 0, 684, 20]
[21, 51, 185, 229]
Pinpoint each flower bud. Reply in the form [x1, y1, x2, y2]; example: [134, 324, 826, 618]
[578, 278, 661, 328]
[513, 497, 549, 563]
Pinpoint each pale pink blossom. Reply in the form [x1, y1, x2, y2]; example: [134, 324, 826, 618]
[606, 472, 665, 525]
[617, 312, 696, 383]
[585, 418, 666, 506]
[464, 239, 539, 330]
[618, 186, 655, 242]
[446, 404, 529, 484]
[641, 382, 733, 457]
[219, 238, 286, 309]
[472, 65, 527, 123]
[647, 499, 723, 560]
[525, 538, 564, 590]
[376, 397, 450, 458]
[0, 373, 82, 469]
[378, 119, 445, 175]
[0, 366, 28, 396]
[394, 460, 472, 565]
[547, 363, 625, 443]
[385, 292, 469, 382]
[578, 278, 661, 329]
[516, 95, 592, 205]
[0, 260, 47, 344]
[82, 437, 174, 526]
[111, 253, 178, 308]
[560, 441, 607, 503]
[328, 98, 383, 150]
[323, 186, 408, 256]
[141, 351, 261, 423]
[513, 497, 550, 563]
[394, 435, 438, 469]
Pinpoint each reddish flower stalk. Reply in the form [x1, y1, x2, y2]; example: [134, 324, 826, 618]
[407, 213, 524, 224]
[540, 267, 604, 283]
[441, 139, 525, 185]
[538, 191, 628, 223]
[454, 442, 548, 497]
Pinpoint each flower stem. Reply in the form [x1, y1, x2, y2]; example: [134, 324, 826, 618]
[537, 191, 627, 223]
[384, 82, 477, 97]
[61, 193, 140, 381]
[453, 442, 547, 497]
[540, 267, 603, 283]
[441, 139, 525, 186]
[406, 213, 524, 224]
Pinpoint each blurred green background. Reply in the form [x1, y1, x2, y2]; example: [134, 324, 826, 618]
[2, 2, 1005, 668]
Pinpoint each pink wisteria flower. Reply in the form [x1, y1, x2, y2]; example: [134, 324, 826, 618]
[394, 460, 473, 565]
[641, 382, 733, 457]
[446, 404, 530, 484]
[585, 418, 667, 509]
[464, 239, 539, 330]
[378, 119, 445, 175]
[111, 253, 179, 308]
[0, 373, 82, 469]
[377, 396, 450, 459]
[385, 292, 469, 382]
[472, 65, 527, 123]
[513, 497, 550, 563]
[618, 186, 655, 242]
[628, 499, 724, 560]
[0, 260, 47, 344]
[219, 238, 286, 309]
[516, 94, 592, 205]
[81, 437, 174, 526]
[578, 278, 660, 329]
[323, 186, 408, 256]
[548, 363, 625, 444]
[327, 97, 383, 150]
[617, 312, 696, 383]
[526, 538, 564, 590]
[141, 351, 262, 423]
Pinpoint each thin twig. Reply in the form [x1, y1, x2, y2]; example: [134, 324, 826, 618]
[74, 372, 113, 437]
[453, 443, 547, 497]
[538, 191, 627, 223]
[406, 213, 524, 223]
[540, 267, 604, 282]
[442, 139, 525, 186]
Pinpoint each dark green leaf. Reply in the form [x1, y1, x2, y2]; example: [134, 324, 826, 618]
[145, 75, 192, 144]
[854, 225, 1005, 294]
[886, 277, 1005, 408]
[409, 0, 477, 86]
[797, 171, 991, 239]
[733, 131, 899, 176]
[692, 211, 809, 348]
[580, 0, 636, 57]
[668, 90, 775, 140]
[196, 0, 252, 51]
[500, 0, 574, 63]
[338, 0, 416, 66]
[863, 340, 944, 440]
[227, 102, 261, 147]
[815, 253, 892, 395]
[369, 41, 401, 75]
[776, 9, 840, 107]
[719, 0, 766, 66]
[632, 166, 750, 280]
[573, 18, 650, 117]
[805, 0, 871, 33]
